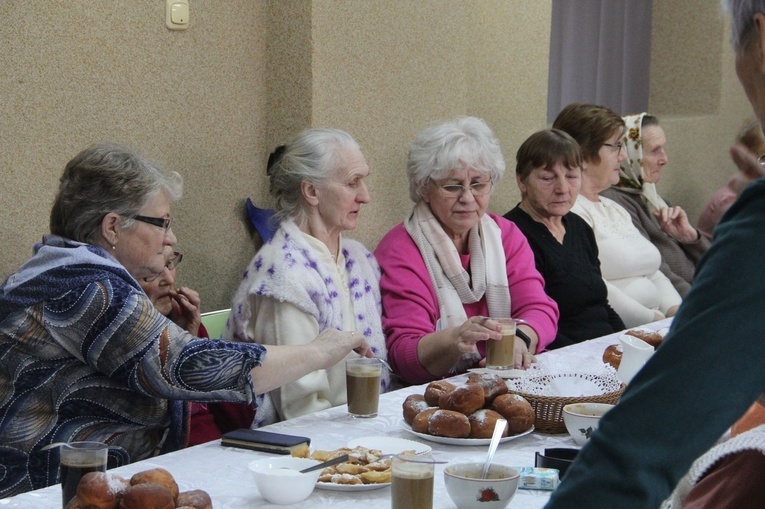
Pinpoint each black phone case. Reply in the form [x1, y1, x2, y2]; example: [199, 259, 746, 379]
[220, 428, 310, 454]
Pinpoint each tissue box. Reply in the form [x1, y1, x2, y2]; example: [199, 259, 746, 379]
[515, 467, 560, 491]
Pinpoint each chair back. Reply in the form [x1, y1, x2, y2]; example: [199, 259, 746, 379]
[200, 308, 231, 339]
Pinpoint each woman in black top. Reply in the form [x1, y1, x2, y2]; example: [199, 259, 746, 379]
[504, 129, 624, 349]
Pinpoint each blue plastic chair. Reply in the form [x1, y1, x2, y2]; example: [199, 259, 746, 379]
[246, 198, 278, 243]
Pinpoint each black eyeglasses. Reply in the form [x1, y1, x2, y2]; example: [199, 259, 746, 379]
[133, 215, 173, 233]
[603, 142, 625, 153]
[142, 251, 183, 283]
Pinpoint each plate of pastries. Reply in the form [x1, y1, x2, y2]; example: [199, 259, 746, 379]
[293, 444, 398, 491]
[65, 467, 212, 509]
[401, 373, 535, 445]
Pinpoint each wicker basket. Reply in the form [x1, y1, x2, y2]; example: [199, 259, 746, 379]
[508, 373, 624, 434]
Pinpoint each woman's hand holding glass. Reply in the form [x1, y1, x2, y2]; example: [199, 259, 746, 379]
[453, 316, 501, 354]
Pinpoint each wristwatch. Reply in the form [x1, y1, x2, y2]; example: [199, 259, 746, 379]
[516, 329, 532, 350]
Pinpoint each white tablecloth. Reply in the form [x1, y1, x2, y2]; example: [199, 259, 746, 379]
[0, 319, 672, 509]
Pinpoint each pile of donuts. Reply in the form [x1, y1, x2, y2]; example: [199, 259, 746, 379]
[65, 468, 212, 509]
[402, 373, 535, 439]
[602, 329, 665, 369]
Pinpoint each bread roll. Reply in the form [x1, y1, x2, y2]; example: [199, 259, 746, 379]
[468, 409, 509, 439]
[625, 329, 664, 348]
[424, 380, 456, 406]
[75, 471, 128, 509]
[466, 373, 508, 405]
[130, 468, 178, 504]
[412, 408, 439, 433]
[402, 394, 433, 425]
[119, 483, 174, 509]
[602, 344, 623, 369]
[427, 409, 471, 438]
[177, 489, 213, 509]
[491, 394, 535, 434]
[438, 384, 485, 415]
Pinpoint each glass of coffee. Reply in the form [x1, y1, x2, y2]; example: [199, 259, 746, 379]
[60, 441, 108, 508]
[391, 454, 435, 509]
[345, 357, 382, 418]
[485, 318, 527, 370]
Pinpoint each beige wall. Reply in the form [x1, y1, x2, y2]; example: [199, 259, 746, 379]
[0, 0, 751, 312]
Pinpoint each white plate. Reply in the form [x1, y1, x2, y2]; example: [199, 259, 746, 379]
[402, 423, 534, 445]
[468, 367, 526, 379]
[315, 481, 390, 491]
[346, 436, 431, 455]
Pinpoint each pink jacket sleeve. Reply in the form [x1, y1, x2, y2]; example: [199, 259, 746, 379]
[375, 213, 558, 385]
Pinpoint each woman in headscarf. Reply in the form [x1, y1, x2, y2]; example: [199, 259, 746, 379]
[601, 113, 710, 297]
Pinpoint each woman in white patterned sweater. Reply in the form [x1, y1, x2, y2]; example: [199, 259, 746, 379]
[226, 129, 390, 426]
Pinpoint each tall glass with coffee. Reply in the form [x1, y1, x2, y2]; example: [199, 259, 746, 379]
[345, 357, 382, 417]
[60, 441, 108, 508]
[486, 318, 527, 370]
[391, 454, 435, 509]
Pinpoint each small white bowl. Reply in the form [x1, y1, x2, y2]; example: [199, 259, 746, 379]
[562, 402, 614, 446]
[444, 462, 520, 509]
[248, 456, 322, 504]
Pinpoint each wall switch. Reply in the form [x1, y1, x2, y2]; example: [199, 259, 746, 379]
[166, 0, 189, 31]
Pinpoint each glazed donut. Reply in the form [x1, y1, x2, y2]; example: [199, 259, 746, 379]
[438, 384, 485, 415]
[491, 394, 535, 434]
[427, 409, 471, 438]
[119, 483, 174, 509]
[75, 471, 128, 509]
[424, 380, 456, 406]
[412, 408, 439, 434]
[176, 489, 213, 509]
[468, 409, 509, 439]
[602, 344, 623, 369]
[402, 394, 434, 425]
[466, 373, 508, 405]
[130, 468, 178, 504]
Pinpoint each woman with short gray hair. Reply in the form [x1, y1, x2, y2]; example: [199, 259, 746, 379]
[0, 142, 369, 497]
[375, 116, 558, 385]
[226, 128, 390, 426]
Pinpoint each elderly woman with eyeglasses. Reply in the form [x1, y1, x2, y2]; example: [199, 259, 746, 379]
[375, 116, 558, 385]
[0, 142, 369, 497]
[553, 103, 682, 328]
[138, 248, 204, 335]
[225, 128, 390, 427]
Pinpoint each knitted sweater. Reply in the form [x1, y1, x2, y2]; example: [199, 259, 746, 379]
[601, 187, 710, 297]
[571, 195, 682, 327]
[226, 221, 389, 426]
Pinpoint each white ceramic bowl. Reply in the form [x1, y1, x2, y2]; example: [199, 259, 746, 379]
[444, 462, 520, 509]
[248, 456, 322, 504]
[562, 402, 614, 446]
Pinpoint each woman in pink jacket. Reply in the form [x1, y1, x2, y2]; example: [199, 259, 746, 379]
[375, 116, 559, 385]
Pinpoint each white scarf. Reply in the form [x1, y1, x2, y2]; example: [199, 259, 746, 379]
[404, 201, 511, 372]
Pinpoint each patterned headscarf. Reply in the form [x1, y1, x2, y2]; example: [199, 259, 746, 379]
[615, 112, 669, 214]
